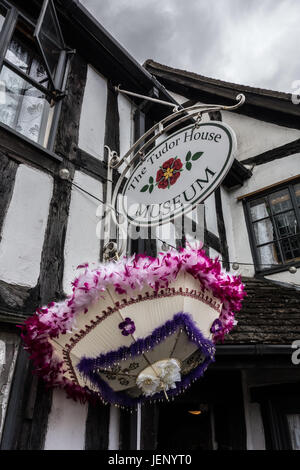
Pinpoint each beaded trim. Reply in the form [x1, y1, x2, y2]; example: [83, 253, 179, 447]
[76, 312, 216, 407]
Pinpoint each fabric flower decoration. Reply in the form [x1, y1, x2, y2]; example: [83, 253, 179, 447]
[156, 157, 183, 189]
[210, 318, 223, 335]
[136, 359, 181, 396]
[157, 359, 181, 390]
[118, 317, 136, 336]
[136, 374, 161, 397]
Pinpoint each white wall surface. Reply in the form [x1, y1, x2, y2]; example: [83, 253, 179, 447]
[235, 153, 300, 198]
[108, 406, 120, 450]
[78, 65, 107, 160]
[266, 269, 300, 286]
[205, 193, 218, 237]
[222, 111, 300, 162]
[227, 196, 255, 277]
[209, 247, 221, 260]
[167, 96, 300, 162]
[118, 93, 134, 163]
[44, 388, 88, 450]
[63, 171, 103, 294]
[0, 164, 53, 287]
[167, 90, 188, 105]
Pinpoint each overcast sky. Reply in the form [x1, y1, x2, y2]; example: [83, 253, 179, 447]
[80, 0, 300, 93]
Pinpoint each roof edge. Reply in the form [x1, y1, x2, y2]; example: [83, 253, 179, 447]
[144, 59, 292, 102]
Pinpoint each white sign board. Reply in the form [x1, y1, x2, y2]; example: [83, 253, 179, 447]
[120, 122, 237, 227]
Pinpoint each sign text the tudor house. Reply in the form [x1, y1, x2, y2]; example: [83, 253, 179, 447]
[121, 122, 237, 226]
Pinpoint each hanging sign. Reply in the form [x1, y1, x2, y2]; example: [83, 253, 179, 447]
[120, 122, 237, 227]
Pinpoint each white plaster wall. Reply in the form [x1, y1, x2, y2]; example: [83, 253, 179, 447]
[228, 194, 255, 277]
[185, 204, 205, 247]
[205, 193, 218, 236]
[167, 92, 300, 162]
[222, 110, 300, 162]
[78, 65, 107, 160]
[63, 171, 103, 294]
[167, 90, 188, 105]
[234, 153, 300, 197]
[44, 388, 88, 450]
[118, 93, 134, 163]
[0, 164, 53, 287]
[209, 248, 221, 260]
[266, 269, 300, 286]
[164, 92, 212, 123]
[108, 406, 120, 450]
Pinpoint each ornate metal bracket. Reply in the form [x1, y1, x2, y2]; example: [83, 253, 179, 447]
[115, 85, 180, 113]
[104, 94, 245, 260]
[103, 146, 127, 260]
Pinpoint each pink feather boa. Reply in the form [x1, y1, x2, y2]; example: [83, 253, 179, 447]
[19, 246, 246, 404]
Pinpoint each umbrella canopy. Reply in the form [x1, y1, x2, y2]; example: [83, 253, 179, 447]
[20, 246, 245, 407]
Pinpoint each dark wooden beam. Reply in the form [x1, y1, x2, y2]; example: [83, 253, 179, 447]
[241, 138, 300, 166]
[0, 124, 61, 174]
[215, 188, 230, 270]
[140, 403, 159, 450]
[0, 347, 31, 449]
[55, 53, 87, 161]
[104, 82, 120, 156]
[37, 166, 74, 305]
[85, 403, 110, 450]
[148, 72, 300, 130]
[76, 148, 107, 182]
[0, 280, 35, 318]
[204, 229, 221, 254]
[223, 159, 252, 189]
[99, 82, 121, 261]
[0, 152, 18, 244]
[119, 408, 138, 450]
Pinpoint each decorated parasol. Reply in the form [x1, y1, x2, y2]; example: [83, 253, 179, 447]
[20, 245, 245, 408]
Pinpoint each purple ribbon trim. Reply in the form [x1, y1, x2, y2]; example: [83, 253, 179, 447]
[77, 312, 215, 407]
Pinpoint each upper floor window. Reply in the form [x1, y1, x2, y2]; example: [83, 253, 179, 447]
[0, 0, 68, 148]
[245, 180, 300, 272]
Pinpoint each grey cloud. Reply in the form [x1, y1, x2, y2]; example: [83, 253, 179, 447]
[80, 0, 300, 93]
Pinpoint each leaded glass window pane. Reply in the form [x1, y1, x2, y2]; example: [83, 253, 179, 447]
[248, 183, 300, 270]
[0, 65, 50, 144]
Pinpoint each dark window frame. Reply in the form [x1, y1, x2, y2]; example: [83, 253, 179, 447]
[0, 0, 70, 151]
[33, 0, 66, 92]
[243, 178, 300, 275]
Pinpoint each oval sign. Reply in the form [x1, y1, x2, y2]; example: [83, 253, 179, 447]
[120, 122, 237, 227]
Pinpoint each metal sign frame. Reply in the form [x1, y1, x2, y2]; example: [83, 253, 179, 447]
[103, 93, 245, 259]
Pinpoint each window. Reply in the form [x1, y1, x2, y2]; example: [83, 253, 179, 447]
[286, 414, 300, 450]
[251, 384, 300, 450]
[245, 180, 300, 272]
[0, 0, 68, 148]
